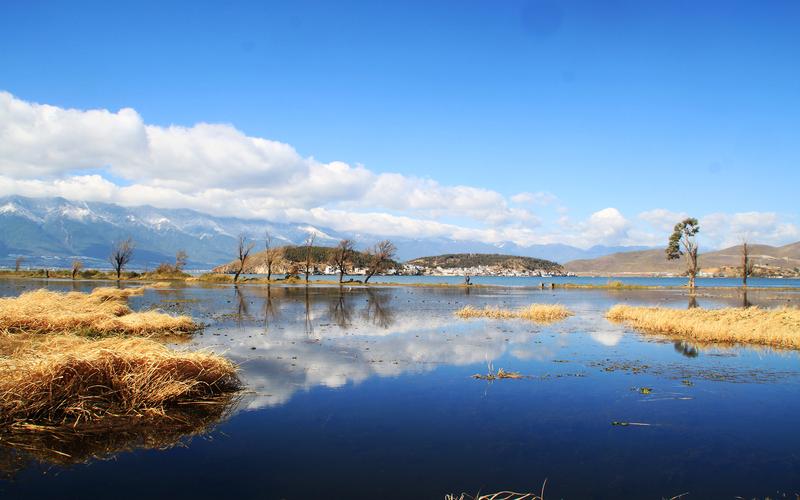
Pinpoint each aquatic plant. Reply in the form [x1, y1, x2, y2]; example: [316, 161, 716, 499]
[0, 287, 198, 336]
[446, 483, 546, 500]
[0, 334, 240, 426]
[606, 304, 800, 349]
[456, 304, 572, 323]
[445, 494, 542, 500]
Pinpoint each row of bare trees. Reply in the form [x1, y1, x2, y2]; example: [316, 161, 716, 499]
[666, 217, 756, 291]
[231, 232, 396, 284]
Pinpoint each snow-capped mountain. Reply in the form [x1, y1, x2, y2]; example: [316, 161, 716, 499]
[0, 196, 651, 269]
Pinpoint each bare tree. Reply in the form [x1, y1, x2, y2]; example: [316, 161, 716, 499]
[234, 234, 255, 283]
[71, 259, 83, 280]
[330, 239, 355, 283]
[110, 238, 135, 279]
[14, 256, 25, 272]
[175, 249, 188, 272]
[666, 218, 700, 291]
[364, 240, 397, 283]
[264, 232, 283, 281]
[741, 241, 755, 287]
[303, 234, 316, 283]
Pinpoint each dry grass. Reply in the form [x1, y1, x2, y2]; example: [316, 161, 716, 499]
[0, 334, 240, 426]
[446, 487, 545, 500]
[456, 304, 572, 323]
[472, 368, 524, 381]
[446, 494, 541, 500]
[607, 304, 800, 349]
[0, 287, 198, 336]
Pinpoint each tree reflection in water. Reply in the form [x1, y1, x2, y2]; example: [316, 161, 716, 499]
[362, 289, 395, 328]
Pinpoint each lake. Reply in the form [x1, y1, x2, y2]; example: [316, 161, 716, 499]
[1, 280, 799, 499]
[250, 274, 800, 288]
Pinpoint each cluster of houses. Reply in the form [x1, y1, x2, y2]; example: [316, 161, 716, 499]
[398, 264, 574, 277]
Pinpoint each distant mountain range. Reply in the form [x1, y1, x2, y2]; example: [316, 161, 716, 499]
[0, 195, 652, 269]
[564, 243, 800, 276]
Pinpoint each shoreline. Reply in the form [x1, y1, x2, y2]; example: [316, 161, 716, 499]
[2, 273, 800, 292]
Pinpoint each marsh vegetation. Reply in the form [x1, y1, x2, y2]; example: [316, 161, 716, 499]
[456, 304, 573, 323]
[606, 304, 800, 349]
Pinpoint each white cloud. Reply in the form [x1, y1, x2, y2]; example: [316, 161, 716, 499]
[511, 191, 557, 206]
[0, 91, 797, 250]
[638, 208, 689, 233]
[700, 212, 800, 248]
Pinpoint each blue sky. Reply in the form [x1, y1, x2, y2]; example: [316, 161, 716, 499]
[1, 0, 798, 248]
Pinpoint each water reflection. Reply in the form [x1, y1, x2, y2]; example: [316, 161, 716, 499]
[362, 288, 395, 328]
[740, 289, 752, 309]
[0, 395, 238, 479]
[195, 286, 566, 410]
[674, 340, 700, 358]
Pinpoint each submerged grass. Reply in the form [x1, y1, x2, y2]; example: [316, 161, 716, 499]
[0, 334, 240, 426]
[606, 304, 800, 349]
[456, 304, 572, 323]
[0, 287, 198, 336]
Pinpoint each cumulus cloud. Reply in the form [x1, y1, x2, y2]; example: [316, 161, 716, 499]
[700, 212, 800, 248]
[0, 91, 538, 231]
[638, 208, 689, 233]
[511, 191, 557, 206]
[0, 91, 797, 249]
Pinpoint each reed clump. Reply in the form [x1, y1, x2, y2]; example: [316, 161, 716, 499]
[456, 304, 572, 323]
[446, 490, 543, 500]
[606, 304, 800, 349]
[0, 334, 240, 426]
[0, 287, 198, 336]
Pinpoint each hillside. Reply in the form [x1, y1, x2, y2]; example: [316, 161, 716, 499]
[408, 253, 564, 275]
[564, 243, 800, 276]
[0, 195, 652, 269]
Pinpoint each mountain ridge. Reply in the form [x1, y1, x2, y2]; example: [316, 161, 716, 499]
[0, 195, 654, 268]
[564, 243, 800, 276]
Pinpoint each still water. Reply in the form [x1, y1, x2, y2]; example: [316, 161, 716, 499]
[269, 274, 800, 288]
[1, 280, 799, 499]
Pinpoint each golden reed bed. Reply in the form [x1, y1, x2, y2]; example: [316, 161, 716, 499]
[0, 334, 239, 426]
[0, 287, 197, 336]
[0, 287, 239, 431]
[456, 304, 572, 323]
[606, 304, 800, 349]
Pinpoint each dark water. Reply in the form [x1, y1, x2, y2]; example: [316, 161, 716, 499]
[1, 280, 800, 499]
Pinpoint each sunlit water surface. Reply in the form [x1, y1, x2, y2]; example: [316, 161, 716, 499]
[1, 280, 799, 499]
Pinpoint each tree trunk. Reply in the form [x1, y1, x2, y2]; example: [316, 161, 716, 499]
[267, 263, 272, 282]
[364, 270, 374, 284]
